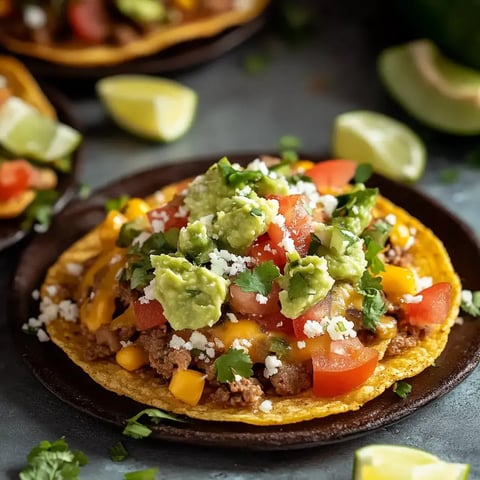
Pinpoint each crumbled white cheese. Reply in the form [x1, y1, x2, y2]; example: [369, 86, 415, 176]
[258, 399, 273, 413]
[321, 316, 357, 341]
[237, 185, 252, 196]
[174, 205, 189, 218]
[264, 355, 282, 378]
[58, 300, 79, 322]
[109, 254, 123, 265]
[461, 290, 473, 304]
[226, 312, 238, 323]
[403, 294, 423, 304]
[169, 334, 186, 350]
[132, 231, 151, 247]
[189, 331, 208, 351]
[385, 213, 397, 225]
[214, 337, 225, 349]
[142, 279, 156, 302]
[318, 194, 338, 217]
[234, 374, 243, 382]
[23, 4, 47, 29]
[36, 329, 50, 343]
[120, 340, 133, 348]
[255, 293, 268, 305]
[231, 338, 251, 352]
[46, 285, 58, 297]
[31, 289, 40, 300]
[65, 262, 84, 276]
[416, 275, 433, 291]
[150, 210, 170, 233]
[199, 214, 214, 227]
[208, 249, 252, 277]
[303, 320, 324, 339]
[272, 213, 286, 227]
[279, 235, 295, 253]
[246, 158, 269, 175]
[296, 341, 306, 350]
[455, 317, 464, 326]
[138, 296, 150, 305]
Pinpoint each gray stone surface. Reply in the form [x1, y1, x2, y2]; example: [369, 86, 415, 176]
[1, 5, 479, 479]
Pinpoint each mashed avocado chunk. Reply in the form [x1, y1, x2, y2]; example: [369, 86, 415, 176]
[116, 0, 166, 22]
[331, 187, 377, 235]
[279, 252, 334, 319]
[213, 195, 278, 252]
[178, 220, 215, 264]
[151, 254, 228, 330]
[312, 224, 367, 284]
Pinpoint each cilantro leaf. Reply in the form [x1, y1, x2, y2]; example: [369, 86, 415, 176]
[357, 270, 386, 330]
[109, 441, 128, 462]
[362, 219, 392, 247]
[124, 468, 159, 480]
[215, 348, 253, 383]
[105, 194, 129, 212]
[364, 237, 385, 275]
[234, 261, 280, 296]
[217, 157, 263, 187]
[20, 438, 87, 480]
[288, 272, 313, 300]
[440, 168, 459, 184]
[21, 189, 59, 231]
[123, 408, 185, 439]
[279, 134, 301, 152]
[354, 163, 373, 183]
[243, 52, 270, 74]
[393, 380, 412, 399]
[77, 183, 91, 199]
[269, 336, 291, 357]
[460, 289, 480, 317]
[116, 221, 143, 248]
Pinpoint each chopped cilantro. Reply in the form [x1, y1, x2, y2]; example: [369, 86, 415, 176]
[357, 270, 386, 330]
[21, 189, 59, 231]
[19, 438, 87, 480]
[243, 52, 270, 74]
[77, 183, 91, 199]
[364, 237, 385, 275]
[269, 336, 291, 357]
[279, 134, 301, 152]
[460, 289, 480, 317]
[308, 232, 323, 255]
[215, 348, 253, 383]
[440, 168, 459, 184]
[52, 155, 72, 173]
[218, 158, 264, 187]
[234, 261, 280, 296]
[362, 219, 392, 247]
[123, 408, 185, 439]
[288, 272, 311, 300]
[124, 468, 159, 480]
[109, 441, 128, 462]
[105, 194, 129, 212]
[250, 207, 263, 217]
[354, 163, 373, 183]
[116, 221, 143, 248]
[393, 380, 412, 399]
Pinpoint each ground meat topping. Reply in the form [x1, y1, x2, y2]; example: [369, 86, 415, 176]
[209, 377, 264, 408]
[269, 362, 312, 396]
[385, 322, 427, 357]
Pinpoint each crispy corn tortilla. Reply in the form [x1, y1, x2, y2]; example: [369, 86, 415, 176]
[0, 1, 269, 67]
[43, 193, 461, 426]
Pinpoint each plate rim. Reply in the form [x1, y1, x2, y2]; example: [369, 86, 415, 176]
[9, 153, 480, 450]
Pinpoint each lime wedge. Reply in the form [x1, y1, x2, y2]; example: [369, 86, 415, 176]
[378, 39, 480, 135]
[353, 445, 470, 480]
[332, 110, 426, 183]
[96, 75, 198, 142]
[0, 96, 81, 162]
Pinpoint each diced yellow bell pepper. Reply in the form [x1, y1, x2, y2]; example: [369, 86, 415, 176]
[390, 223, 412, 249]
[110, 304, 136, 329]
[98, 210, 126, 244]
[174, 0, 197, 11]
[287, 335, 330, 363]
[293, 160, 315, 172]
[116, 345, 149, 371]
[379, 264, 417, 302]
[169, 369, 205, 406]
[122, 198, 150, 221]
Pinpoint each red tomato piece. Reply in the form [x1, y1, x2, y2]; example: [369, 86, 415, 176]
[67, 0, 109, 43]
[312, 338, 379, 397]
[133, 299, 167, 331]
[305, 159, 357, 190]
[405, 282, 452, 326]
[267, 194, 313, 257]
[0, 160, 36, 201]
[292, 294, 332, 340]
[248, 234, 287, 269]
[252, 312, 295, 336]
[229, 282, 280, 316]
[147, 200, 188, 232]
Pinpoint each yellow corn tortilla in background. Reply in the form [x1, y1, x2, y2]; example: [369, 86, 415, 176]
[43, 189, 461, 426]
[0, 1, 270, 67]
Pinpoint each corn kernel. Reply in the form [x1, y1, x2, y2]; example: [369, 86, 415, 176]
[169, 369, 205, 406]
[293, 160, 315, 172]
[116, 345, 149, 372]
[122, 198, 150, 221]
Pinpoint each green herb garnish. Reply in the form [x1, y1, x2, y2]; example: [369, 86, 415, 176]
[109, 441, 128, 462]
[123, 408, 185, 439]
[77, 183, 91, 199]
[362, 219, 392, 247]
[218, 158, 264, 187]
[124, 468, 159, 480]
[215, 348, 253, 383]
[460, 289, 480, 317]
[440, 168, 459, 184]
[357, 270, 386, 330]
[364, 237, 385, 275]
[354, 163, 373, 183]
[269, 336, 291, 357]
[19, 438, 88, 480]
[116, 221, 143, 248]
[21, 189, 59, 231]
[105, 194, 129, 212]
[243, 52, 270, 74]
[393, 380, 412, 399]
[234, 261, 280, 296]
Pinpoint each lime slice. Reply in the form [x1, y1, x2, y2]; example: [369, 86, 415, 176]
[378, 39, 480, 135]
[353, 445, 470, 480]
[96, 75, 198, 142]
[332, 110, 426, 183]
[0, 96, 81, 162]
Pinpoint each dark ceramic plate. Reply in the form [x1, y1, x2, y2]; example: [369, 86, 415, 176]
[8, 17, 265, 80]
[0, 84, 82, 251]
[10, 154, 480, 450]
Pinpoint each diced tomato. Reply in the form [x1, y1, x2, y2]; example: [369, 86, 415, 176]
[0, 160, 36, 201]
[312, 337, 379, 397]
[133, 299, 168, 331]
[147, 200, 188, 232]
[305, 159, 357, 190]
[67, 0, 109, 43]
[252, 312, 294, 336]
[229, 282, 280, 316]
[248, 234, 287, 269]
[292, 294, 332, 340]
[267, 194, 313, 257]
[405, 282, 452, 326]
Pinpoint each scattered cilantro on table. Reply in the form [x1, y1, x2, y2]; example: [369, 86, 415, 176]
[21, 189, 59, 231]
[109, 441, 129, 462]
[243, 53, 270, 74]
[393, 381, 412, 399]
[123, 408, 186, 440]
[19, 438, 87, 480]
[234, 261, 280, 296]
[124, 468, 159, 480]
[440, 168, 459, 184]
[354, 163, 373, 183]
[460, 289, 480, 317]
[215, 348, 253, 383]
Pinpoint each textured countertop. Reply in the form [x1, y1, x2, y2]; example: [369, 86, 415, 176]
[1, 3, 479, 479]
